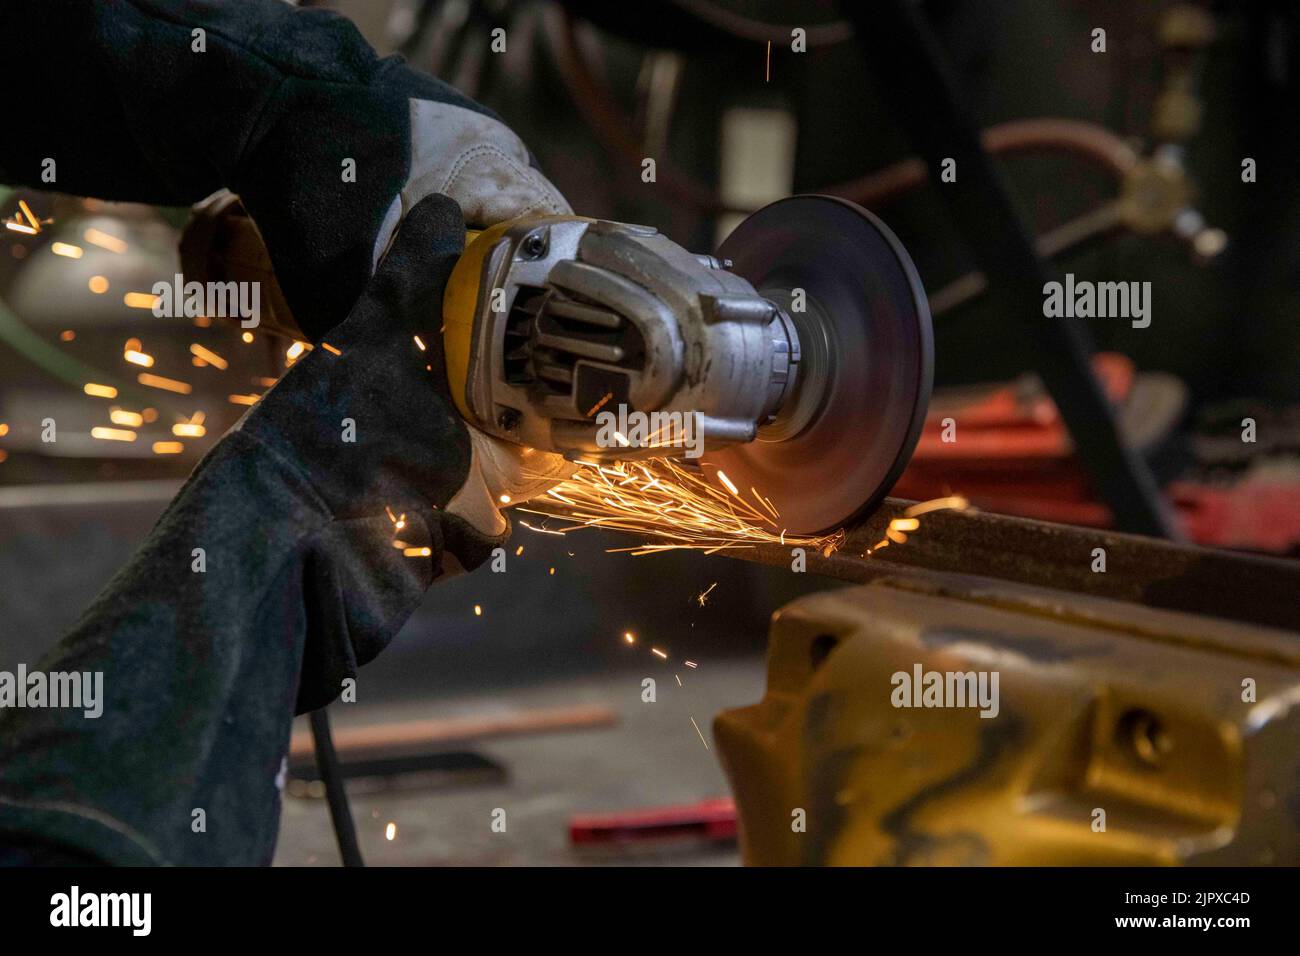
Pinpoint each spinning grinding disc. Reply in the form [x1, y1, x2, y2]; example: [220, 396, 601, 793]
[705, 195, 933, 534]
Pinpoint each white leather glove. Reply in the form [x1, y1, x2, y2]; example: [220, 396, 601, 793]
[372, 99, 578, 537]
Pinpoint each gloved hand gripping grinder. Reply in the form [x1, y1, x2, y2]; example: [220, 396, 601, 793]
[183, 194, 932, 533]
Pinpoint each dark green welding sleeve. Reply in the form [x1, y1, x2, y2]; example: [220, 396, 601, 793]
[0, 194, 501, 865]
[0, 0, 496, 340]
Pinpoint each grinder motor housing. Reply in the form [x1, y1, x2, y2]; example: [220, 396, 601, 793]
[441, 214, 804, 462]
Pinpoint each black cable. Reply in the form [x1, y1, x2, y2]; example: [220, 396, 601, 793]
[309, 707, 365, 867]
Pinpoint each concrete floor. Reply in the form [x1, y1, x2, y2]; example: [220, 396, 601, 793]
[0, 480, 830, 867]
[274, 656, 766, 866]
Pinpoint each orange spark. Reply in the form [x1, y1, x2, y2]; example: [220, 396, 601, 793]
[138, 373, 191, 394]
[84, 228, 128, 253]
[123, 292, 158, 310]
[189, 343, 228, 370]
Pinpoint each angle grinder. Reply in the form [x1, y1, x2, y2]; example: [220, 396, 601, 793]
[182, 194, 932, 534]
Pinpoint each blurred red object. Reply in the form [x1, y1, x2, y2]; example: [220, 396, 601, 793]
[895, 353, 1300, 552]
[569, 798, 736, 846]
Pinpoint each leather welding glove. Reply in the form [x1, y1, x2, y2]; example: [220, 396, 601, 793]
[0, 0, 577, 864]
[0, 196, 519, 865]
[237, 193, 539, 709]
[0, 0, 575, 539]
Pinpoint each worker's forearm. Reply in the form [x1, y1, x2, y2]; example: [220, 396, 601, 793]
[0, 0, 486, 205]
[0, 427, 443, 865]
[2, 0, 499, 336]
[2, 0, 283, 203]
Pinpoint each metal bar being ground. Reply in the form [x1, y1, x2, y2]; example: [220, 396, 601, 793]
[547, 498, 1300, 633]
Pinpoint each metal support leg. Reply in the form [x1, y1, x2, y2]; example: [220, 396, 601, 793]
[840, 0, 1178, 537]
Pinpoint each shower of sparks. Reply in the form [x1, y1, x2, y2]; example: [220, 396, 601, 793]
[4, 201, 47, 234]
[190, 343, 228, 370]
[18, 200, 40, 231]
[172, 412, 206, 438]
[84, 227, 127, 253]
[696, 582, 717, 607]
[903, 495, 969, 518]
[521, 458, 843, 557]
[527, 459, 969, 564]
[109, 409, 143, 428]
[123, 292, 159, 310]
[385, 507, 414, 553]
[585, 391, 613, 417]
[517, 519, 565, 536]
[138, 372, 192, 394]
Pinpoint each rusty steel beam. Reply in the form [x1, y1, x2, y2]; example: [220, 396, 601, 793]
[546, 499, 1300, 633]
[822, 500, 1300, 633]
